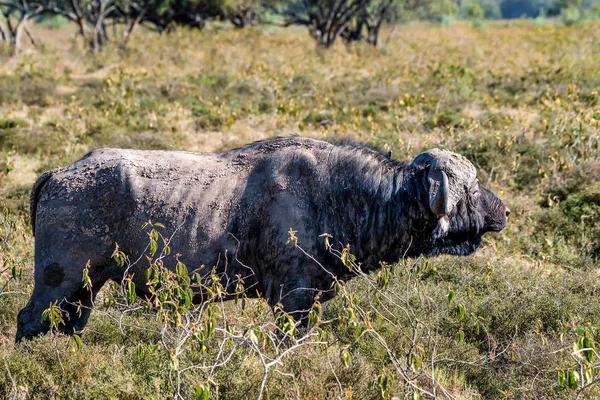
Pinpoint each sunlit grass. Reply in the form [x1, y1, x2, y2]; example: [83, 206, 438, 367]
[1, 20, 600, 399]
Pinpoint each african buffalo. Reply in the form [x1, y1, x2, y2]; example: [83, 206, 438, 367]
[16, 137, 509, 341]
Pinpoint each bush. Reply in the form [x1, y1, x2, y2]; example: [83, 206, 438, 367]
[461, 0, 485, 21]
[529, 161, 600, 263]
[0, 118, 27, 130]
[561, 5, 583, 26]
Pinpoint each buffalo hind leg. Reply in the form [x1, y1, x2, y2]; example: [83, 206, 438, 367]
[16, 262, 117, 342]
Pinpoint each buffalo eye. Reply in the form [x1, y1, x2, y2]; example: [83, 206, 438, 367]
[471, 181, 482, 200]
[467, 182, 480, 198]
[465, 182, 481, 209]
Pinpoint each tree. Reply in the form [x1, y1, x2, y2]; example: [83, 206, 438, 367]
[35, 0, 227, 52]
[133, 0, 211, 32]
[340, 0, 457, 47]
[479, 0, 500, 19]
[0, 1, 42, 54]
[119, 0, 152, 49]
[284, 0, 372, 47]
[341, 0, 405, 46]
[460, 0, 484, 20]
[420, 0, 458, 21]
[37, 0, 118, 52]
[222, 0, 260, 27]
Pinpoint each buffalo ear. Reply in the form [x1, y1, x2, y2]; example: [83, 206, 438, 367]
[386, 151, 392, 159]
[428, 169, 451, 216]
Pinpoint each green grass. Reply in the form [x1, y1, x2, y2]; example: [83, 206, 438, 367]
[1, 21, 600, 399]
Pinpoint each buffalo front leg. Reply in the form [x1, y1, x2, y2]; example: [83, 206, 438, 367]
[264, 272, 322, 328]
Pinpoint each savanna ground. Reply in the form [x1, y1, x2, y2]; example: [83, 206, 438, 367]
[1, 20, 600, 399]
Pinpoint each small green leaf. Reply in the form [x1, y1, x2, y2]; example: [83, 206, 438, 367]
[341, 348, 352, 368]
[195, 384, 210, 400]
[169, 354, 179, 370]
[568, 370, 580, 388]
[447, 290, 455, 306]
[127, 279, 137, 304]
[457, 329, 465, 343]
[149, 239, 157, 257]
[249, 330, 259, 346]
[585, 368, 594, 384]
[72, 334, 82, 351]
[558, 370, 566, 387]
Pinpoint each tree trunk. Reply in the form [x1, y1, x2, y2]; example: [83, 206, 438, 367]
[309, 17, 325, 46]
[342, 19, 364, 42]
[0, 9, 15, 51]
[365, 8, 387, 47]
[0, 5, 40, 55]
[92, 2, 105, 53]
[0, 10, 26, 55]
[230, 7, 257, 28]
[70, 0, 88, 38]
[13, 13, 28, 55]
[366, 23, 380, 46]
[92, 1, 114, 53]
[122, 0, 149, 48]
[0, 16, 8, 42]
[24, 24, 37, 47]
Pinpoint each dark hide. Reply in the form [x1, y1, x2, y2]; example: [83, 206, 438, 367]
[16, 137, 508, 341]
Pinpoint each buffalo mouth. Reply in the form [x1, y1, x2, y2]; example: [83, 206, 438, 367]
[428, 231, 483, 256]
[487, 222, 506, 234]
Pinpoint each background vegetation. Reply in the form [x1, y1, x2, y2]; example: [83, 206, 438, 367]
[1, 15, 600, 400]
[3, 0, 600, 54]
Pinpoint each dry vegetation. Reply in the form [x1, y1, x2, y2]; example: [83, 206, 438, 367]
[1, 20, 600, 399]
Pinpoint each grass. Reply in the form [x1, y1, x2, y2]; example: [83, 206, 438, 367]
[1, 20, 600, 399]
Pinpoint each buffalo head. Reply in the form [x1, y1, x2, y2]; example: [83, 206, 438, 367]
[410, 148, 510, 256]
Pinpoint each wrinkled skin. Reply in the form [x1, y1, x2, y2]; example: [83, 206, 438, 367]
[16, 137, 509, 341]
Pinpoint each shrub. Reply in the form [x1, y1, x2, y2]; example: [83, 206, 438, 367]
[561, 5, 583, 26]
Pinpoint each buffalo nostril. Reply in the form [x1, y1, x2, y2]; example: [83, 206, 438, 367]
[505, 207, 511, 217]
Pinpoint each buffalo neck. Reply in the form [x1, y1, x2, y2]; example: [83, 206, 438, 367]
[324, 148, 429, 270]
[362, 166, 431, 268]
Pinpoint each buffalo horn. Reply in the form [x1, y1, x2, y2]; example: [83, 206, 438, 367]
[429, 169, 450, 216]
